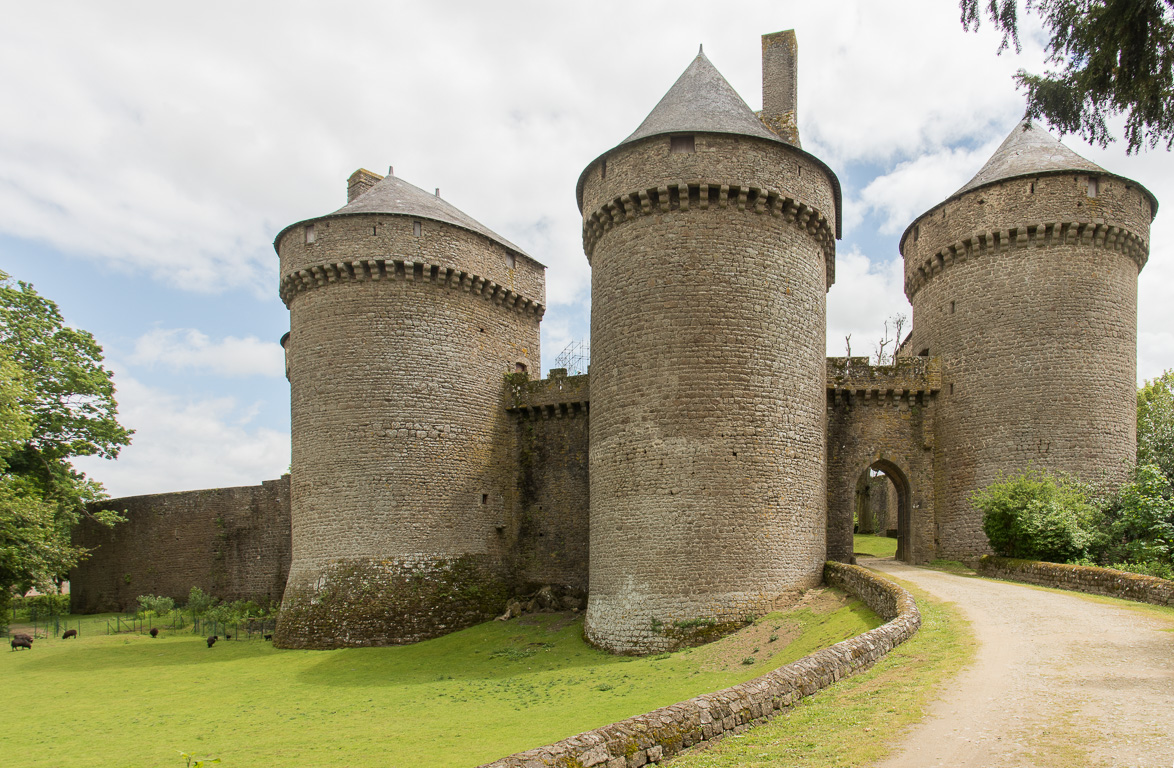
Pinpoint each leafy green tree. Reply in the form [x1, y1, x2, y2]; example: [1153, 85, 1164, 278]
[0, 272, 131, 610]
[1137, 370, 1174, 482]
[961, 0, 1174, 152]
[1094, 463, 1174, 577]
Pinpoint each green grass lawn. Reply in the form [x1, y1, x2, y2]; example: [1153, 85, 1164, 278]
[1, 591, 880, 768]
[667, 579, 976, 767]
[853, 533, 899, 558]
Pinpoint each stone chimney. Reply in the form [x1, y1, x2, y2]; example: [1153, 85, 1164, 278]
[347, 168, 384, 203]
[761, 30, 800, 147]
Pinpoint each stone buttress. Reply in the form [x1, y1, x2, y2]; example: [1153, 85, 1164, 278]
[577, 34, 841, 653]
[273, 169, 545, 648]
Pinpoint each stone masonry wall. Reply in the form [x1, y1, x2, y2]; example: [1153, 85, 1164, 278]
[70, 477, 291, 614]
[480, 562, 921, 767]
[902, 172, 1152, 560]
[275, 212, 543, 648]
[506, 370, 590, 593]
[977, 557, 1174, 608]
[580, 132, 836, 653]
[826, 357, 939, 564]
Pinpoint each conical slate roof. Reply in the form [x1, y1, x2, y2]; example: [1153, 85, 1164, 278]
[953, 119, 1107, 197]
[576, 47, 842, 237]
[276, 172, 531, 259]
[902, 119, 1158, 248]
[620, 49, 782, 147]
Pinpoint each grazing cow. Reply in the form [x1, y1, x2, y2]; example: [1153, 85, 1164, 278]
[11, 636, 32, 651]
[149, 628, 159, 638]
[263, 634, 273, 641]
[225, 633, 232, 640]
[206, 635, 218, 648]
[62, 629, 78, 640]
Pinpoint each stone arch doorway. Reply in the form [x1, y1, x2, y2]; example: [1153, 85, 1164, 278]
[853, 459, 912, 562]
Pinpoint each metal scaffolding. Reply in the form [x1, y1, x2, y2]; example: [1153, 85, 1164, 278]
[553, 340, 590, 376]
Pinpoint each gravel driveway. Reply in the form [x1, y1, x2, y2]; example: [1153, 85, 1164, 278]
[864, 558, 1174, 768]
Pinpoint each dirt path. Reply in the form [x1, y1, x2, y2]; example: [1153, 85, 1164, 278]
[865, 558, 1174, 768]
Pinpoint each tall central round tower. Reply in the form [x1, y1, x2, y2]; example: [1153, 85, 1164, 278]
[578, 36, 841, 654]
[902, 121, 1157, 559]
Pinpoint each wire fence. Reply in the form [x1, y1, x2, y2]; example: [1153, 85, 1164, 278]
[8, 605, 277, 642]
[7, 616, 83, 640]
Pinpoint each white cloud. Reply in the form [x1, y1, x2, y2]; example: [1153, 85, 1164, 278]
[854, 141, 1002, 235]
[72, 374, 289, 498]
[826, 248, 912, 359]
[128, 328, 284, 378]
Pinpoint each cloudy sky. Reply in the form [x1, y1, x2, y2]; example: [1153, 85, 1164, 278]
[3, 1, 1171, 498]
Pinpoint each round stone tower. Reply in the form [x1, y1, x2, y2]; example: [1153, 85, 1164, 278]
[902, 121, 1157, 560]
[273, 168, 545, 649]
[577, 40, 841, 654]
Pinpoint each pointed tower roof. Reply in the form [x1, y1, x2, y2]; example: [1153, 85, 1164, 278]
[577, 47, 842, 237]
[954, 119, 1107, 197]
[620, 48, 782, 147]
[276, 171, 533, 260]
[901, 119, 1158, 249]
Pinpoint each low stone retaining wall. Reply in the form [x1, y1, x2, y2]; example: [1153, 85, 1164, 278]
[977, 556, 1174, 608]
[479, 561, 921, 768]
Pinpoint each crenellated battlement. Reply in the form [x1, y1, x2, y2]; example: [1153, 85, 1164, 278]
[505, 369, 589, 418]
[582, 180, 836, 286]
[279, 258, 545, 318]
[826, 356, 940, 406]
[904, 219, 1149, 299]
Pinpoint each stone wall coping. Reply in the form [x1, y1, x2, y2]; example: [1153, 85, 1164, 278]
[826, 356, 940, 395]
[505, 371, 590, 415]
[478, 561, 920, 768]
[977, 556, 1174, 608]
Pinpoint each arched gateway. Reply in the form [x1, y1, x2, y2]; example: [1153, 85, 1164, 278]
[826, 356, 939, 564]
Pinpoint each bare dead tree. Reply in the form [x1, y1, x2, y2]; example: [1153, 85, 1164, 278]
[873, 312, 909, 365]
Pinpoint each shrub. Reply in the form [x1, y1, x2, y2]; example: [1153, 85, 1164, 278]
[974, 469, 1096, 562]
[184, 586, 216, 615]
[12, 592, 69, 618]
[136, 594, 175, 616]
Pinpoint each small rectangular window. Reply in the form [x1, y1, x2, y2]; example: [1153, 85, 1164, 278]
[950, 301, 956, 314]
[913, 225, 920, 242]
[413, 221, 422, 237]
[304, 224, 316, 244]
[670, 135, 695, 154]
[601, 159, 607, 180]
[481, 494, 488, 505]
[506, 253, 516, 269]
[1088, 177, 1099, 197]
[515, 362, 527, 373]
[371, 225, 378, 236]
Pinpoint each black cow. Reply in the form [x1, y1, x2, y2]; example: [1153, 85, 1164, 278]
[10, 636, 32, 651]
[206, 635, 218, 648]
[149, 628, 159, 638]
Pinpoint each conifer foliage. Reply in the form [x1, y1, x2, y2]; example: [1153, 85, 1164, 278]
[962, 0, 1174, 152]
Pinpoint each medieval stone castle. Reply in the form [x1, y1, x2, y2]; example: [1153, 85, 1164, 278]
[71, 31, 1157, 654]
